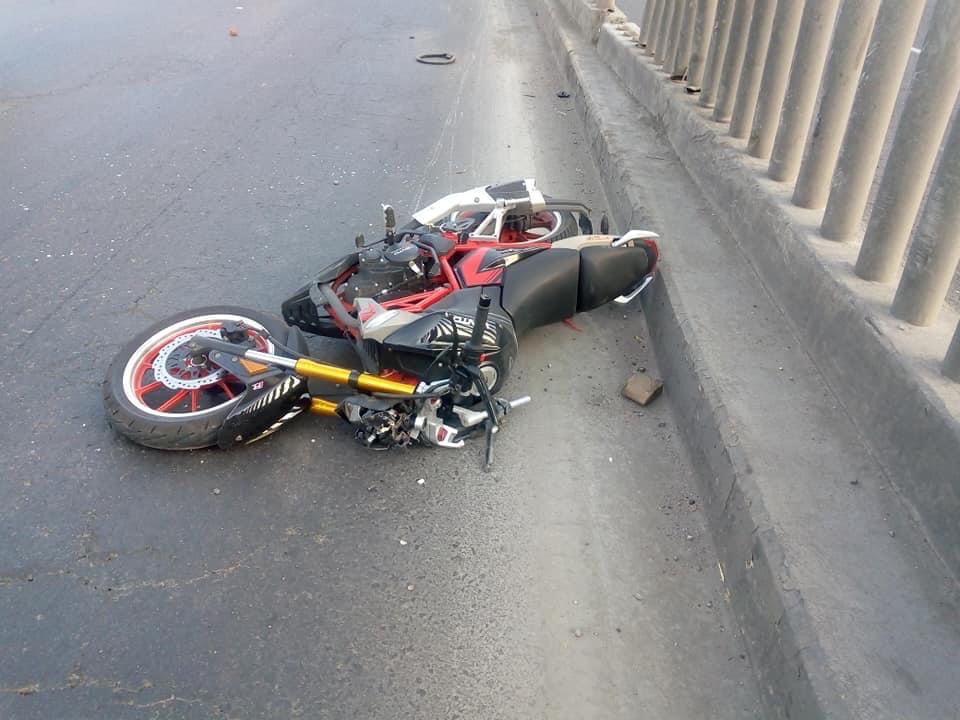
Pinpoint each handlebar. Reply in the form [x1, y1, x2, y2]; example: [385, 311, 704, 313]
[458, 294, 490, 370]
[469, 295, 491, 348]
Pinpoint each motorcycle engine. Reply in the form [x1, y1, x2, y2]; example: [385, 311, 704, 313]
[341, 240, 427, 303]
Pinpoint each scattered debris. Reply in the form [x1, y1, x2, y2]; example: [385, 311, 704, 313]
[399, 539, 408, 546]
[417, 478, 425, 485]
[889, 530, 896, 537]
[557, 91, 571, 98]
[212, 488, 221, 495]
[850, 477, 859, 485]
[573, 628, 583, 638]
[228, 26, 239, 37]
[416, 52, 455, 65]
[622, 372, 663, 406]
[633, 592, 643, 601]
[407, 584, 415, 591]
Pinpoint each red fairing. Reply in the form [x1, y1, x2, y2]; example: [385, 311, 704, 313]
[455, 249, 504, 287]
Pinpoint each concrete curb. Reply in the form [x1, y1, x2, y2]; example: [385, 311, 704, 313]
[591, 19, 960, 580]
[533, 1, 853, 718]
[553, 0, 608, 41]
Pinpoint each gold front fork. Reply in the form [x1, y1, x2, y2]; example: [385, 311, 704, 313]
[234, 348, 418, 415]
[292, 358, 418, 416]
[310, 398, 339, 417]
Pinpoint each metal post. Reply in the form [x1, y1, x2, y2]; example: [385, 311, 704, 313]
[712, 0, 755, 122]
[661, 0, 684, 69]
[792, 0, 882, 208]
[746, 0, 805, 158]
[647, 0, 666, 56]
[670, 0, 697, 78]
[686, 0, 719, 91]
[655, 1, 677, 65]
[856, 0, 960, 276]
[640, 0, 659, 47]
[820, 0, 926, 242]
[699, 0, 736, 107]
[891, 110, 960, 326]
[768, 0, 841, 183]
[729, 0, 777, 138]
[944, 322, 960, 382]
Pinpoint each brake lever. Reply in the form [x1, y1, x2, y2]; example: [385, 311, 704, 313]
[485, 422, 495, 468]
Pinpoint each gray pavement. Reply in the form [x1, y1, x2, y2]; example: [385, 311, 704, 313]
[0, 1, 759, 718]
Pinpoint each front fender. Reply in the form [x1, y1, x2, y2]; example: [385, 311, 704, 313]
[216, 370, 308, 448]
[215, 325, 311, 448]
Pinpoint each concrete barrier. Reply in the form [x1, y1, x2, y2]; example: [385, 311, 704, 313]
[594, 12, 960, 582]
[534, 0, 960, 716]
[534, 2, 852, 718]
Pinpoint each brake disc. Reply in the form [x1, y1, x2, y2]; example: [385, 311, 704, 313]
[152, 329, 228, 390]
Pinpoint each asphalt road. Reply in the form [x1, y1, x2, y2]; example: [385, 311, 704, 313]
[0, 1, 760, 718]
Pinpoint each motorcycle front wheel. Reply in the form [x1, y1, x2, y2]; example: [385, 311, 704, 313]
[102, 306, 292, 450]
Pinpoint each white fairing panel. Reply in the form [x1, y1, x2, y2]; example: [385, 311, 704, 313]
[413, 186, 496, 226]
[551, 234, 619, 250]
[356, 298, 422, 343]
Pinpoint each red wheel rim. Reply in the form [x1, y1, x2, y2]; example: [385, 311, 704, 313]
[121, 315, 272, 417]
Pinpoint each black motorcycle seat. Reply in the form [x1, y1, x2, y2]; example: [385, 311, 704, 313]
[501, 248, 580, 335]
[577, 245, 650, 312]
[500, 245, 651, 333]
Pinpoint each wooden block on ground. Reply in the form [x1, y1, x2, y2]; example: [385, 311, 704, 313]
[622, 372, 663, 406]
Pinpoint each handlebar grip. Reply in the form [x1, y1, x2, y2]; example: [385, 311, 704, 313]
[383, 205, 396, 235]
[469, 295, 491, 348]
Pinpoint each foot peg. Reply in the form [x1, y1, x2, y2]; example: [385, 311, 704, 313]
[453, 396, 531, 429]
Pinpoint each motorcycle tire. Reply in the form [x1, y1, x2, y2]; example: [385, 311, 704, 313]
[103, 306, 293, 450]
[551, 210, 580, 242]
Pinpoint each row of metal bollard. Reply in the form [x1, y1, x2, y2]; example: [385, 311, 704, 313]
[631, 0, 960, 381]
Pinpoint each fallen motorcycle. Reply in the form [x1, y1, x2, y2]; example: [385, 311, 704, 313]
[103, 179, 659, 465]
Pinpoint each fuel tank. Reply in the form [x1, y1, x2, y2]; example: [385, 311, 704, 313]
[376, 287, 518, 392]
